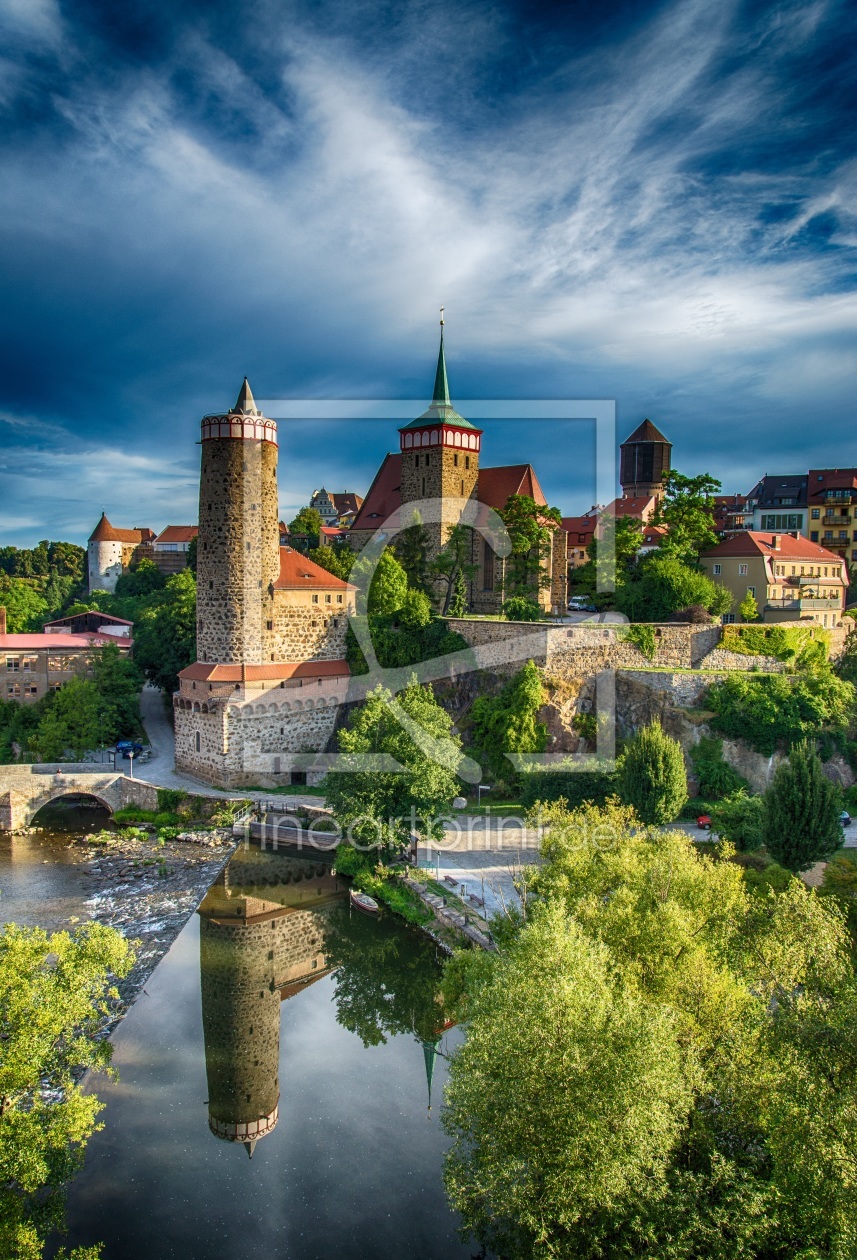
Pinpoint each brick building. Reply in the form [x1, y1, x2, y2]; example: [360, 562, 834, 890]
[348, 325, 566, 613]
[0, 606, 132, 704]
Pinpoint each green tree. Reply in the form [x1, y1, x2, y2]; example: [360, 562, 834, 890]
[431, 524, 477, 616]
[469, 661, 547, 788]
[739, 591, 759, 622]
[0, 921, 134, 1259]
[707, 668, 855, 755]
[764, 739, 843, 870]
[113, 558, 165, 599]
[444, 800, 857, 1259]
[131, 569, 196, 694]
[307, 542, 354, 581]
[615, 553, 732, 622]
[499, 494, 562, 599]
[393, 512, 432, 595]
[0, 578, 49, 633]
[652, 468, 721, 562]
[361, 548, 409, 616]
[185, 535, 197, 574]
[709, 788, 766, 850]
[618, 720, 687, 824]
[89, 643, 143, 740]
[288, 506, 324, 549]
[501, 595, 541, 621]
[323, 680, 462, 852]
[837, 623, 857, 686]
[574, 514, 643, 595]
[30, 678, 103, 761]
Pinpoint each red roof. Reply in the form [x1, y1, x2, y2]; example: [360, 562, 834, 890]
[180, 659, 350, 682]
[561, 514, 598, 546]
[477, 464, 547, 510]
[602, 494, 656, 520]
[350, 453, 403, 532]
[88, 513, 155, 544]
[0, 633, 129, 649]
[155, 525, 198, 544]
[701, 531, 846, 566]
[641, 525, 668, 546]
[807, 469, 857, 498]
[273, 546, 352, 590]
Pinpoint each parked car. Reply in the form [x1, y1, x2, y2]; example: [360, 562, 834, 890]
[697, 814, 712, 831]
[116, 740, 143, 759]
[841, 810, 852, 828]
[568, 597, 597, 612]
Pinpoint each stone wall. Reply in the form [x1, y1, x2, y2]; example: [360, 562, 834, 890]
[696, 648, 787, 673]
[268, 589, 350, 660]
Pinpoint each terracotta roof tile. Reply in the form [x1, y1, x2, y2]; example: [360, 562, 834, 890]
[477, 464, 547, 510]
[155, 525, 198, 544]
[179, 659, 350, 682]
[350, 453, 402, 531]
[701, 531, 846, 565]
[88, 513, 155, 544]
[273, 547, 352, 589]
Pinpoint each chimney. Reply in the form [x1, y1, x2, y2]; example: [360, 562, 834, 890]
[772, 535, 780, 550]
[0, 606, 6, 635]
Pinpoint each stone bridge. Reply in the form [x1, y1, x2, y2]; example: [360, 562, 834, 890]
[0, 764, 160, 831]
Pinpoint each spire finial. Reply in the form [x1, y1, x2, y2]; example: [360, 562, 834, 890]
[431, 317, 450, 409]
[440, 305, 444, 327]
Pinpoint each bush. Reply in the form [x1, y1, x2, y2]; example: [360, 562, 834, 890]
[743, 862, 795, 895]
[622, 624, 656, 659]
[721, 623, 826, 663]
[709, 789, 766, 851]
[706, 669, 856, 755]
[520, 766, 618, 810]
[688, 736, 746, 799]
[617, 721, 688, 825]
[502, 595, 542, 622]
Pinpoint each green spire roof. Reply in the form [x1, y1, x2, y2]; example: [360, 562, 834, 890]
[400, 327, 480, 432]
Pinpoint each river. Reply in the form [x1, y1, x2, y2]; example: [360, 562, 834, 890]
[1, 810, 470, 1259]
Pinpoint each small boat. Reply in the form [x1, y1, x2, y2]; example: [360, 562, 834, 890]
[350, 889, 380, 916]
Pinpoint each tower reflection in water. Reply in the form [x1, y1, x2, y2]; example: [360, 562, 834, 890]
[198, 848, 346, 1158]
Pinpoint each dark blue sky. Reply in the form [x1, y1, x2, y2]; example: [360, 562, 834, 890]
[0, 0, 855, 545]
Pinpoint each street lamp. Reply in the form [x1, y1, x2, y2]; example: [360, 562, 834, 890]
[127, 749, 134, 780]
[477, 784, 491, 809]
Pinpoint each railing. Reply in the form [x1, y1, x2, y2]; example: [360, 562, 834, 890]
[766, 598, 837, 611]
[822, 515, 850, 526]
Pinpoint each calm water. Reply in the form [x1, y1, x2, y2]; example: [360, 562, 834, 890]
[0, 798, 114, 931]
[45, 843, 472, 1260]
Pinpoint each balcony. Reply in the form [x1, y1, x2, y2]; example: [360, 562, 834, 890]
[822, 538, 849, 551]
[766, 598, 838, 612]
[822, 514, 850, 526]
[782, 574, 826, 586]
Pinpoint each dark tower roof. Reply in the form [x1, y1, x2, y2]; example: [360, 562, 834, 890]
[621, 418, 671, 446]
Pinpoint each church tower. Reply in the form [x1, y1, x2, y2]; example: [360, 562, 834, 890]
[619, 419, 672, 501]
[398, 318, 483, 558]
[196, 379, 280, 665]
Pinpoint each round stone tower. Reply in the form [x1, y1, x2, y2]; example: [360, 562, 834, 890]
[196, 378, 280, 665]
[619, 419, 672, 501]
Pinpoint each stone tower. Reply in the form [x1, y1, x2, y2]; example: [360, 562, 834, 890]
[196, 379, 280, 665]
[398, 320, 483, 559]
[619, 419, 672, 501]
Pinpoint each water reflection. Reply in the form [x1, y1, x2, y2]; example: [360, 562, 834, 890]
[198, 851, 345, 1157]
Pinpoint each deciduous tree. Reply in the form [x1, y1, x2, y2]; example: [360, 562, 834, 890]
[499, 494, 562, 599]
[652, 468, 721, 562]
[469, 660, 547, 788]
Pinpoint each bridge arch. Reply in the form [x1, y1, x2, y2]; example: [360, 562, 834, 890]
[28, 789, 116, 829]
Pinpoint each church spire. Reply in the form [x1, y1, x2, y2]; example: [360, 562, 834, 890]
[431, 308, 450, 410]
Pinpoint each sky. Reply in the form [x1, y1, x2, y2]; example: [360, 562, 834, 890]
[0, 0, 855, 546]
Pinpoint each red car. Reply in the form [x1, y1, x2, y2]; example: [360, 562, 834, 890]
[697, 815, 712, 831]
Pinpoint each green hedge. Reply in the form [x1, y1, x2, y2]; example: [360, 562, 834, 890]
[520, 765, 618, 809]
[721, 624, 829, 663]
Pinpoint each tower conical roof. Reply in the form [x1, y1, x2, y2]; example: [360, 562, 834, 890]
[233, 377, 260, 416]
[400, 325, 479, 432]
[621, 418, 671, 445]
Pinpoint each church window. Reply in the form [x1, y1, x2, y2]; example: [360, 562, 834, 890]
[454, 454, 459, 467]
[195, 732, 200, 752]
[461, 480, 464, 495]
[484, 541, 495, 590]
[465, 456, 470, 469]
[425, 454, 430, 466]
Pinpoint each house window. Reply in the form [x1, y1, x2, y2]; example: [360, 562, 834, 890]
[465, 456, 470, 469]
[811, 531, 818, 542]
[24, 685, 37, 697]
[811, 508, 820, 519]
[747, 586, 755, 598]
[7, 682, 21, 697]
[738, 564, 748, 576]
[337, 594, 343, 603]
[5, 657, 19, 672]
[712, 564, 721, 575]
[312, 593, 318, 604]
[325, 594, 331, 604]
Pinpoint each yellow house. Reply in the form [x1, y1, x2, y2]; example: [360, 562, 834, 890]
[699, 531, 848, 627]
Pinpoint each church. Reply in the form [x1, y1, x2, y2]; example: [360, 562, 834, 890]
[348, 324, 567, 614]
